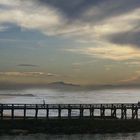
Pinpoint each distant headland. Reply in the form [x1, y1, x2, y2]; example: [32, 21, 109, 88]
[0, 81, 140, 91]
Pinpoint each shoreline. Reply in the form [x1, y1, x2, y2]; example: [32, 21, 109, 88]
[0, 119, 140, 135]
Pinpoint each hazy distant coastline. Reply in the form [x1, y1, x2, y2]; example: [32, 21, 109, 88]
[0, 93, 34, 97]
[0, 81, 140, 91]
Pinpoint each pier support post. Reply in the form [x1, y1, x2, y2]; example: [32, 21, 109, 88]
[11, 104, 14, 119]
[79, 105, 84, 118]
[136, 106, 138, 119]
[132, 104, 138, 119]
[58, 105, 61, 118]
[68, 105, 71, 119]
[35, 104, 38, 119]
[0, 104, 3, 120]
[90, 105, 94, 118]
[111, 105, 117, 118]
[100, 105, 105, 119]
[121, 104, 127, 119]
[24, 104, 26, 120]
[132, 104, 135, 119]
[46, 105, 49, 119]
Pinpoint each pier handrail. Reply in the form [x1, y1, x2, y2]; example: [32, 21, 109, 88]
[0, 103, 139, 109]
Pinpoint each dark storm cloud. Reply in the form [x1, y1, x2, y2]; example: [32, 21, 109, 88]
[107, 30, 140, 47]
[1, 0, 140, 48]
[20, 0, 140, 48]
[37, 0, 100, 19]
[37, 0, 140, 22]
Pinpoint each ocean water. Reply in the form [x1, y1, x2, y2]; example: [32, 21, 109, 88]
[0, 88, 140, 104]
[0, 133, 140, 140]
[0, 88, 140, 140]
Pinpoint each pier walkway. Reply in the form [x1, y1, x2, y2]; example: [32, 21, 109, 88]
[0, 103, 139, 120]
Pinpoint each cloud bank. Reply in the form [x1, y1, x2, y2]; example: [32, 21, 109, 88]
[0, 71, 59, 77]
[0, 0, 140, 61]
[17, 64, 39, 67]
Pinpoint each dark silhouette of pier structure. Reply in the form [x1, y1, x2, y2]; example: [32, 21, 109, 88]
[0, 103, 139, 120]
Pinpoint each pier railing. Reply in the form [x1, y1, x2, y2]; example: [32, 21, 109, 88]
[0, 103, 139, 120]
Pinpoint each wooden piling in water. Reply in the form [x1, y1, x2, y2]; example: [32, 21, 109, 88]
[0, 104, 3, 120]
[11, 104, 14, 119]
[90, 105, 94, 118]
[132, 104, 138, 119]
[58, 105, 61, 118]
[79, 105, 84, 118]
[46, 104, 49, 119]
[68, 105, 72, 119]
[24, 104, 26, 120]
[35, 105, 38, 119]
[111, 105, 116, 118]
[100, 105, 105, 118]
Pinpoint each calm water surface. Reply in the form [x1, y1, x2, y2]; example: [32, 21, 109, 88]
[0, 88, 140, 104]
[0, 133, 140, 140]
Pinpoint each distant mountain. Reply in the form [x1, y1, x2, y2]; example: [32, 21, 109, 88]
[0, 80, 140, 90]
[46, 82, 80, 89]
[45, 82, 140, 91]
[86, 84, 140, 90]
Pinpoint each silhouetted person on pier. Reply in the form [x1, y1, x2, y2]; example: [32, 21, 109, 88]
[43, 99, 45, 107]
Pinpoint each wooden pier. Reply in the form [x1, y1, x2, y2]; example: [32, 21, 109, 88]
[0, 103, 139, 120]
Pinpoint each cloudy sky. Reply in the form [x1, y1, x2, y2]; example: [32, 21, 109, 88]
[0, 0, 140, 86]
